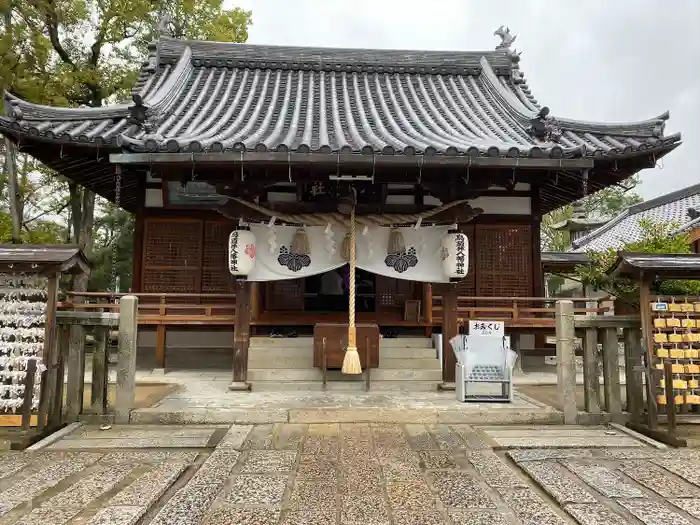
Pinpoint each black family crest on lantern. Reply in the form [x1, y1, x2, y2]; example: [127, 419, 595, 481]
[385, 247, 419, 274]
[278, 246, 311, 272]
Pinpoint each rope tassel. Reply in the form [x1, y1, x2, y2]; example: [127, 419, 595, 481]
[341, 231, 351, 261]
[342, 203, 362, 375]
[387, 227, 405, 253]
[290, 227, 310, 255]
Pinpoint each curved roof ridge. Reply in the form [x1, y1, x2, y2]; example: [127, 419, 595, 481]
[556, 111, 670, 138]
[3, 92, 130, 121]
[478, 56, 536, 122]
[156, 36, 516, 75]
[142, 45, 194, 113]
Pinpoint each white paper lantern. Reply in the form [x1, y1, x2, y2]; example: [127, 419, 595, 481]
[228, 228, 257, 277]
[441, 230, 469, 281]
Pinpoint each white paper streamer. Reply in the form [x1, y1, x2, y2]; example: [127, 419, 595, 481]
[0, 273, 46, 413]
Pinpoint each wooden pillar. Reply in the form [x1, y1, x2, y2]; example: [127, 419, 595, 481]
[131, 213, 145, 292]
[229, 280, 252, 391]
[423, 283, 432, 336]
[65, 323, 86, 422]
[441, 285, 459, 383]
[38, 273, 59, 429]
[601, 327, 622, 415]
[582, 328, 601, 414]
[91, 326, 109, 415]
[251, 282, 260, 321]
[623, 327, 644, 422]
[638, 274, 658, 427]
[155, 296, 166, 370]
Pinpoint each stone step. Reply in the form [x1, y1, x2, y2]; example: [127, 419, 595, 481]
[248, 356, 314, 369]
[250, 381, 364, 392]
[379, 347, 438, 359]
[379, 338, 434, 348]
[248, 368, 322, 381]
[378, 358, 440, 370]
[247, 367, 442, 382]
[249, 380, 440, 392]
[369, 369, 443, 381]
[249, 337, 315, 349]
[248, 347, 314, 359]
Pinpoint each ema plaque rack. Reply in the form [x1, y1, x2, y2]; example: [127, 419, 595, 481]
[0, 274, 46, 423]
[649, 297, 700, 409]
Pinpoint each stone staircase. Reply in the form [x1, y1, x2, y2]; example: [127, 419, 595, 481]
[248, 336, 442, 392]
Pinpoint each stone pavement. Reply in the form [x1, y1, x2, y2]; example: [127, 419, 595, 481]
[4, 423, 700, 524]
[128, 379, 564, 425]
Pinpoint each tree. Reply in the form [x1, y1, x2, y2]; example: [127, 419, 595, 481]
[575, 219, 700, 305]
[2, 0, 252, 291]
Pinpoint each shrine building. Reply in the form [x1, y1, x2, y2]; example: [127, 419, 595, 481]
[0, 27, 680, 389]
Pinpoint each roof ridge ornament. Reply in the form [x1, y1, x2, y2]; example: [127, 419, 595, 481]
[157, 14, 174, 38]
[494, 25, 517, 50]
[527, 107, 562, 143]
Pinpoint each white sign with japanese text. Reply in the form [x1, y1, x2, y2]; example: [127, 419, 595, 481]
[468, 320, 504, 337]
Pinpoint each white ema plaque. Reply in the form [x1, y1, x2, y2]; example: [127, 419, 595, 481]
[468, 320, 505, 337]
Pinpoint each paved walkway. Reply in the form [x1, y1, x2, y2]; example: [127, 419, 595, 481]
[129, 382, 564, 425]
[3, 423, 699, 524]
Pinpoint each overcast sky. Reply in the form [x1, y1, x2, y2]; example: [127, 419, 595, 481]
[231, 0, 699, 200]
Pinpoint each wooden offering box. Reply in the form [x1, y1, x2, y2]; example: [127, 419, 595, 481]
[313, 323, 379, 369]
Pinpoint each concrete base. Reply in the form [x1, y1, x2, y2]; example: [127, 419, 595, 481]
[151, 368, 166, 376]
[228, 381, 252, 392]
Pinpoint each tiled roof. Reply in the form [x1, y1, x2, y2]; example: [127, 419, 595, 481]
[610, 252, 700, 280]
[572, 183, 700, 252]
[1, 36, 680, 158]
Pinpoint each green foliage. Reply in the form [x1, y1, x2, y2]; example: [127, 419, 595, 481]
[541, 175, 644, 251]
[0, 0, 252, 292]
[0, 211, 62, 243]
[582, 177, 644, 219]
[574, 219, 700, 304]
[88, 204, 134, 291]
[541, 205, 573, 251]
[3, 0, 252, 107]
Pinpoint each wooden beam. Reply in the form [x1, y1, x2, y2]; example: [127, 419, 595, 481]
[230, 280, 252, 391]
[110, 152, 595, 170]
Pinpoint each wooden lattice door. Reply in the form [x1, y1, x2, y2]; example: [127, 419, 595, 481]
[142, 219, 201, 301]
[475, 224, 532, 305]
[202, 220, 236, 303]
[265, 280, 305, 311]
[376, 276, 415, 319]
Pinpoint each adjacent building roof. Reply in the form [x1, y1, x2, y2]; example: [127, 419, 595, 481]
[1, 36, 680, 159]
[571, 183, 700, 252]
[0, 245, 90, 275]
[609, 252, 700, 280]
[541, 251, 591, 273]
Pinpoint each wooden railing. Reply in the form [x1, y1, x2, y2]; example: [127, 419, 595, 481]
[59, 292, 237, 326]
[432, 295, 611, 328]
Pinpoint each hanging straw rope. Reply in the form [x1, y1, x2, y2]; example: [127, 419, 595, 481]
[342, 200, 362, 375]
[226, 197, 478, 227]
